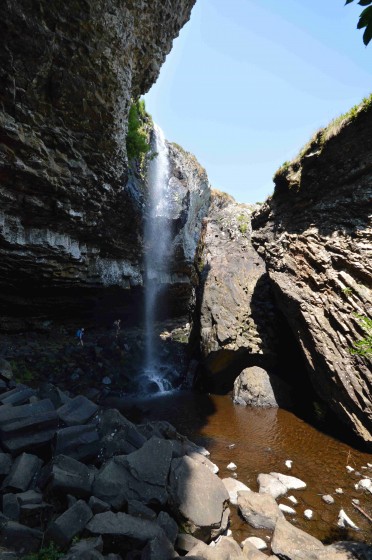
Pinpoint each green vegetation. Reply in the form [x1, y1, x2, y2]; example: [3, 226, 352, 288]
[23, 543, 63, 560]
[237, 213, 249, 234]
[350, 314, 372, 358]
[126, 99, 151, 162]
[342, 286, 353, 296]
[346, 0, 372, 46]
[10, 360, 34, 383]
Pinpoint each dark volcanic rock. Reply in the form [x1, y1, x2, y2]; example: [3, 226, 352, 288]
[194, 191, 279, 392]
[0, 521, 43, 554]
[44, 455, 94, 498]
[57, 396, 98, 426]
[252, 105, 372, 443]
[2, 453, 42, 493]
[45, 500, 93, 550]
[0, 0, 196, 329]
[86, 511, 166, 553]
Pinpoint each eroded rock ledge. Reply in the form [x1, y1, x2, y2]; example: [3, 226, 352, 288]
[251, 106, 372, 444]
[0, 0, 196, 329]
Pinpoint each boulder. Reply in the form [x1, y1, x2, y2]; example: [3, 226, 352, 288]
[98, 409, 146, 458]
[269, 472, 306, 491]
[222, 478, 251, 505]
[93, 452, 169, 509]
[0, 410, 58, 455]
[157, 511, 178, 545]
[123, 436, 173, 485]
[0, 521, 43, 554]
[187, 451, 219, 474]
[233, 366, 291, 408]
[187, 536, 246, 559]
[88, 496, 111, 514]
[54, 424, 99, 456]
[15, 490, 42, 506]
[45, 500, 93, 550]
[2, 494, 20, 521]
[0, 386, 36, 406]
[0, 359, 13, 381]
[271, 517, 325, 560]
[57, 396, 98, 426]
[2, 453, 43, 493]
[127, 500, 156, 521]
[167, 455, 229, 542]
[257, 473, 287, 499]
[140, 531, 177, 560]
[176, 533, 205, 554]
[0, 454, 12, 479]
[237, 490, 283, 530]
[86, 511, 166, 553]
[44, 455, 94, 498]
[0, 399, 55, 426]
[242, 540, 269, 560]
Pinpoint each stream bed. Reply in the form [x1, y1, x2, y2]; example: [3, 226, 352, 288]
[105, 390, 372, 546]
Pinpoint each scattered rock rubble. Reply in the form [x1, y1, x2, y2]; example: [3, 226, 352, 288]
[0, 360, 370, 559]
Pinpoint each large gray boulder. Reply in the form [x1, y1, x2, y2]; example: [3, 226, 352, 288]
[271, 517, 325, 560]
[44, 455, 94, 498]
[237, 490, 283, 530]
[45, 500, 93, 550]
[233, 366, 291, 408]
[257, 473, 287, 499]
[167, 455, 229, 542]
[2, 453, 43, 493]
[57, 396, 98, 427]
[86, 511, 170, 555]
[186, 536, 246, 559]
[0, 521, 43, 554]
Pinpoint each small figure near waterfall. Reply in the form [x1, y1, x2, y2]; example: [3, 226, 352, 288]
[76, 328, 84, 346]
[113, 319, 121, 339]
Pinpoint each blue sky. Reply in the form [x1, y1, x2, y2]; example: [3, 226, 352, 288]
[144, 0, 371, 203]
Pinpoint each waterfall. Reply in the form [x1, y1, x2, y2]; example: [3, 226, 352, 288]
[141, 124, 175, 394]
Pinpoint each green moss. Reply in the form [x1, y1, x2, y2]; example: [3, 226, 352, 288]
[126, 99, 151, 162]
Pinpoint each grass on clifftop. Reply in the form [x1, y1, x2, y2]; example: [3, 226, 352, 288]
[274, 93, 372, 181]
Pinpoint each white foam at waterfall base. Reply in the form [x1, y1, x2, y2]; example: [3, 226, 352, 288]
[141, 124, 178, 395]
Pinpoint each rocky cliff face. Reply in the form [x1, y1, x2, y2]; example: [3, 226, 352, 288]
[193, 192, 279, 392]
[252, 105, 372, 443]
[0, 0, 195, 329]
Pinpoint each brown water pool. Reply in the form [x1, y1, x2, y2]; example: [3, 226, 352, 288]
[106, 390, 372, 546]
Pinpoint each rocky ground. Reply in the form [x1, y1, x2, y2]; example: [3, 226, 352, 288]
[0, 319, 192, 398]
[0, 359, 370, 559]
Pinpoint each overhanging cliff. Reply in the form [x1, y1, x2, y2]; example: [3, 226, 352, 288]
[0, 0, 195, 329]
[251, 101, 372, 443]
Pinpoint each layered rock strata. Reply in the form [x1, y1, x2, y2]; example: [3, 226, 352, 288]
[252, 105, 372, 443]
[0, 0, 196, 329]
[193, 191, 279, 391]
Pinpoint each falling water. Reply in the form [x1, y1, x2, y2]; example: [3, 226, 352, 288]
[141, 124, 174, 394]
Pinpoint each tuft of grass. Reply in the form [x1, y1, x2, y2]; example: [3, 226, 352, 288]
[349, 314, 372, 359]
[274, 93, 372, 183]
[237, 213, 249, 234]
[23, 543, 63, 560]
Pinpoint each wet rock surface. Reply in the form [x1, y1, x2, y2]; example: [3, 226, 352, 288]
[251, 107, 372, 444]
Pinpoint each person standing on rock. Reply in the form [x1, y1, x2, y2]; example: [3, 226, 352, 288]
[76, 328, 84, 346]
[113, 319, 121, 339]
